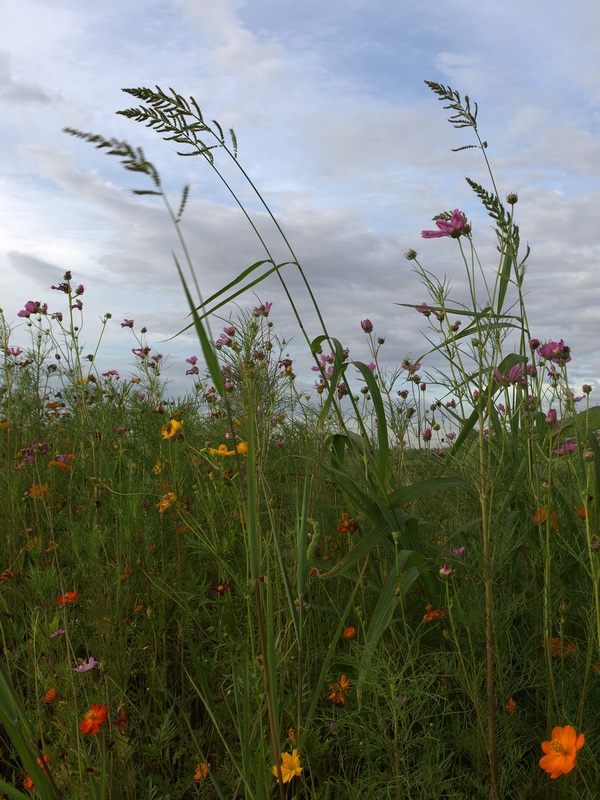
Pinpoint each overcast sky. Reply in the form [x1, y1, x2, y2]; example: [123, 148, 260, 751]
[1, 0, 599, 401]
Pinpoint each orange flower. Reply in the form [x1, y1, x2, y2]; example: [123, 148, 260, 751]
[423, 603, 448, 623]
[533, 507, 559, 530]
[505, 696, 517, 714]
[43, 688, 57, 703]
[56, 590, 78, 606]
[576, 507, 592, 519]
[28, 483, 48, 499]
[194, 762, 210, 781]
[80, 703, 108, 735]
[235, 441, 248, 455]
[343, 626, 357, 640]
[328, 674, 350, 704]
[540, 725, 584, 779]
[336, 512, 358, 534]
[23, 753, 51, 791]
[547, 637, 578, 658]
[115, 707, 128, 735]
[156, 491, 176, 513]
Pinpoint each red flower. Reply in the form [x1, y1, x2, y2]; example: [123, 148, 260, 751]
[56, 590, 78, 606]
[80, 704, 108, 735]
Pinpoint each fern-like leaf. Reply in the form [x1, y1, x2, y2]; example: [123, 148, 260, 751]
[176, 185, 190, 222]
[63, 128, 162, 188]
[117, 86, 239, 165]
[425, 81, 478, 131]
[465, 177, 510, 234]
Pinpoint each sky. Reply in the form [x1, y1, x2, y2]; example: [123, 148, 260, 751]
[1, 0, 599, 402]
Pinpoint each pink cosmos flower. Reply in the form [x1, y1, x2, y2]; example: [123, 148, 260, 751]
[253, 302, 272, 317]
[421, 210, 469, 239]
[537, 340, 571, 365]
[439, 564, 453, 577]
[73, 657, 99, 673]
[553, 443, 577, 456]
[546, 409, 557, 425]
[361, 319, 373, 333]
[494, 364, 526, 386]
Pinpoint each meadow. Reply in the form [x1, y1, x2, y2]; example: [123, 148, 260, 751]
[1, 82, 599, 799]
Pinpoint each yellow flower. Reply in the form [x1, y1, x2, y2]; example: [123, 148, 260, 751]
[235, 441, 248, 455]
[153, 458, 167, 475]
[540, 725, 584, 779]
[272, 749, 302, 783]
[208, 444, 236, 456]
[161, 419, 182, 439]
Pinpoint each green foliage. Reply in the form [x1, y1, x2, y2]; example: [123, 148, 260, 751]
[1, 81, 598, 800]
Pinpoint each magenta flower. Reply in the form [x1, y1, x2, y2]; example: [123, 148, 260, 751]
[5, 346, 23, 356]
[422, 428, 432, 442]
[537, 340, 571, 365]
[102, 370, 119, 378]
[223, 325, 236, 336]
[73, 657, 98, 673]
[421, 209, 469, 239]
[415, 303, 431, 316]
[275, 439, 286, 447]
[252, 302, 272, 317]
[564, 389, 584, 403]
[494, 364, 526, 386]
[186, 355, 198, 365]
[121, 319, 134, 328]
[50, 629, 66, 638]
[439, 564, 453, 577]
[446, 432, 457, 441]
[361, 319, 373, 333]
[211, 581, 231, 596]
[553, 443, 577, 456]
[18, 301, 48, 318]
[452, 547, 465, 556]
[546, 409, 557, 425]
[216, 334, 231, 347]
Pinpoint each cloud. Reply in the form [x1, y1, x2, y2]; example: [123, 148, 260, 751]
[0, 51, 53, 104]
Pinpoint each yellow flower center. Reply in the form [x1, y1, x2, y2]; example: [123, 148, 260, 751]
[551, 739, 567, 754]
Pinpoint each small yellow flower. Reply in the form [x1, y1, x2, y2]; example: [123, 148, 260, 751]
[153, 458, 167, 475]
[235, 441, 248, 455]
[161, 419, 182, 439]
[272, 749, 302, 783]
[208, 444, 236, 456]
